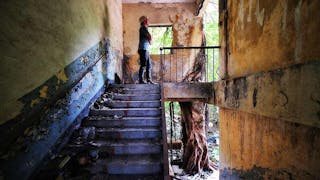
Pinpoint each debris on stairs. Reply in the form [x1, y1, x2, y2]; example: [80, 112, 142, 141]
[35, 84, 165, 180]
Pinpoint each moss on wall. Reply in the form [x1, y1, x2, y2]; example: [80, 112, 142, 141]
[0, 0, 123, 124]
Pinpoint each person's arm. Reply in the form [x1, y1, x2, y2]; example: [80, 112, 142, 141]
[147, 32, 152, 45]
[142, 26, 152, 45]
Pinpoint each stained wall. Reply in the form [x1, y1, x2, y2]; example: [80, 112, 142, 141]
[225, 0, 320, 78]
[219, 0, 320, 179]
[220, 108, 320, 179]
[0, 0, 123, 179]
[0, 0, 123, 125]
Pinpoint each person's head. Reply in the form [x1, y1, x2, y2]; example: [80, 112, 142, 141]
[139, 16, 149, 26]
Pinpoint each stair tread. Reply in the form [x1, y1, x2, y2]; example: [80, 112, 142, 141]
[109, 87, 160, 91]
[110, 84, 159, 87]
[108, 86, 160, 89]
[68, 139, 161, 147]
[106, 100, 160, 103]
[83, 117, 161, 128]
[103, 174, 163, 180]
[88, 116, 161, 120]
[113, 93, 160, 96]
[106, 159, 161, 164]
[95, 101, 161, 108]
[110, 94, 160, 101]
[92, 108, 161, 110]
[102, 155, 161, 163]
[90, 155, 162, 175]
[96, 127, 161, 132]
[108, 89, 160, 93]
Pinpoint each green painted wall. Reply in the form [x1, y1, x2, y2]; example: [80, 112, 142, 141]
[0, 0, 123, 124]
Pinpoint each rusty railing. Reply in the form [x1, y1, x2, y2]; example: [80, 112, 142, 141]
[159, 46, 220, 179]
[159, 61, 169, 179]
[159, 46, 221, 83]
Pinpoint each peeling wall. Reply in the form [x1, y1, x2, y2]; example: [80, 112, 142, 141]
[225, 0, 320, 78]
[214, 61, 320, 128]
[218, 0, 320, 179]
[0, 0, 123, 125]
[105, 0, 123, 81]
[0, 1, 123, 179]
[122, 3, 203, 83]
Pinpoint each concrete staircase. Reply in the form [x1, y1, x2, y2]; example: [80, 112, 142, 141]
[66, 84, 165, 179]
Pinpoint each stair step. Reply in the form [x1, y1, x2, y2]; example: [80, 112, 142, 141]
[108, 88, 160, 94]
[104, 100, 160, 108]
[93, 155, 162, 174]
[109, 84, 160, 90]
[66, 140, 161, 155]
[95, 128, 161, 139]
[90, 108, 161, 117]
[103, 174, 163, 180]
[83, 116, 161, 128]
[112, 94, 160, 101]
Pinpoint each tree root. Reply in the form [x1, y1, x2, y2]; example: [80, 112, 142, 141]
[180, 101, 216, 174]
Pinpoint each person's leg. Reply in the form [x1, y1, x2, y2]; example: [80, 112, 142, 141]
[145, 51, 156, 84]
[138, 50, 147, 83]
[139, 66, 146, 83]
[145, 51, 151, 81]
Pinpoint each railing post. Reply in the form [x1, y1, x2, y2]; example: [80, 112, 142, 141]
[213, 48, 215, 81]
[160, 47, 170, 179]
[160, 48, 163, 83]
[169, 102, 174, 164]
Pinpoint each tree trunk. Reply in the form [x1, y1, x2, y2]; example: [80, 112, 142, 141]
[179, 47, 216, 173]
[180, 101, 215, 173]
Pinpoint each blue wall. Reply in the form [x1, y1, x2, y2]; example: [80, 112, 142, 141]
[0, 39, 116, 180]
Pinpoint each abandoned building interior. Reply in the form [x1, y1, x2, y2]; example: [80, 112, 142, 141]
[0, 0, 319, 179]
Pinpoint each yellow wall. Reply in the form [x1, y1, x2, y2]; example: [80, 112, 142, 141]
[220, 108, 320, 179]
[219, 0, 320, 178]
[226, 0, 320, 78]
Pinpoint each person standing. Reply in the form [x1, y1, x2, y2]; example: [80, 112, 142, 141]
[138, 16, 156, 84]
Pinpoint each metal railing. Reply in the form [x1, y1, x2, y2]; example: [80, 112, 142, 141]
[160, 46, 221, 83]
[159, 74, 169, 179]
[159, 46, 220, 179]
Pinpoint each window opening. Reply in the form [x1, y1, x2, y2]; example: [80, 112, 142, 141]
[149, 26, 173, 54]
[204, 0, 220, 81]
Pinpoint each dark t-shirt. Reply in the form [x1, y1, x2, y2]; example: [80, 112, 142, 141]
[138, 25, 150, 50]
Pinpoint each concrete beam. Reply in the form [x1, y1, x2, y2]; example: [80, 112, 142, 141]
[213, 61, 320, 128]
[163, 82, 213, 101]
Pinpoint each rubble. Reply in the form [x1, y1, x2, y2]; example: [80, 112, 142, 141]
[170, 164, 219, 180]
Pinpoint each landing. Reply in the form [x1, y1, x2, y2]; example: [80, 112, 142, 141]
[163, 82, 213, 102]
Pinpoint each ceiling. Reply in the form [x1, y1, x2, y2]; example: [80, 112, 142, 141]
[122, 0, 195, 3]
